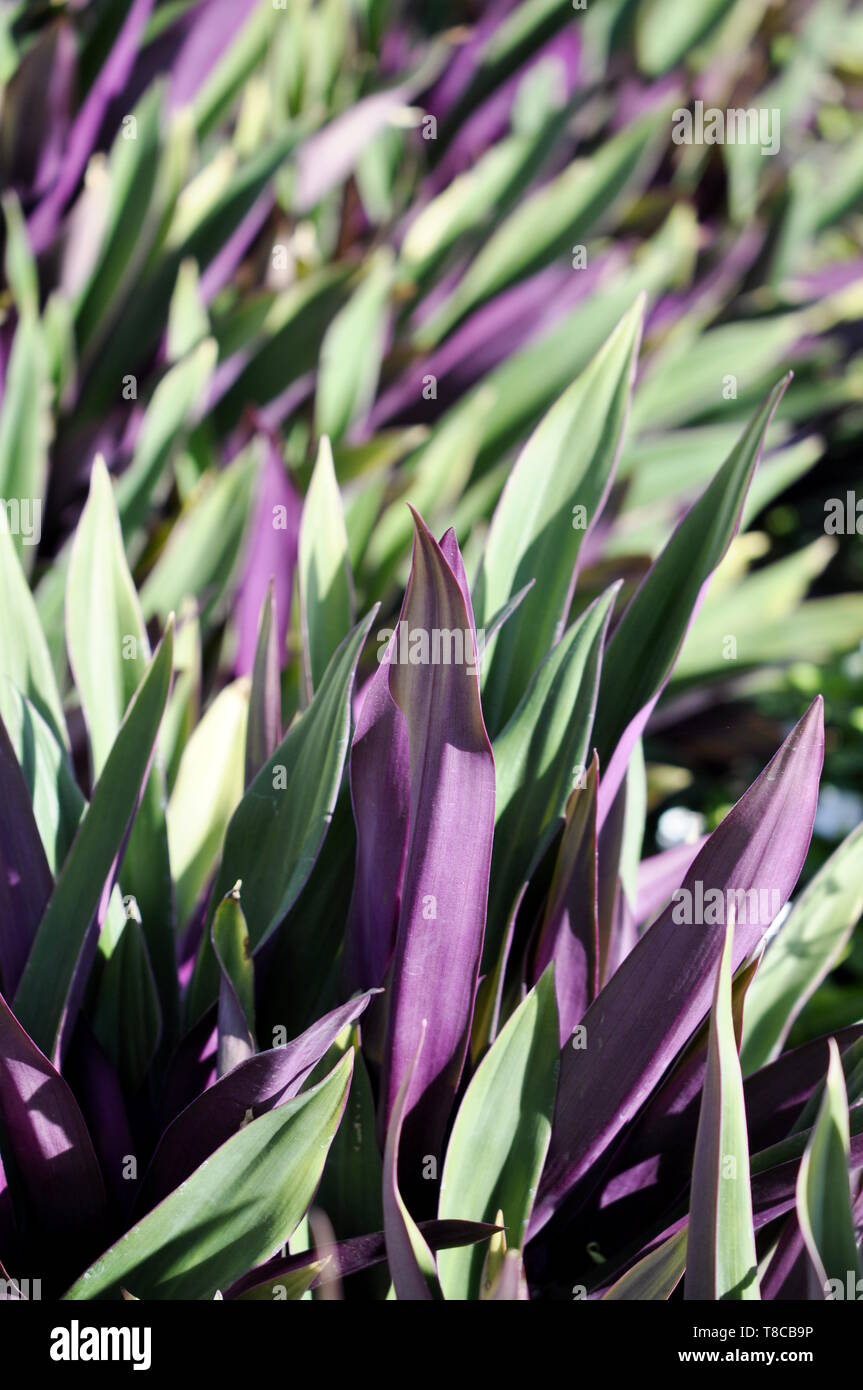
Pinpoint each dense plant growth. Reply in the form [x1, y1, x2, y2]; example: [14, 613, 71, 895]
[1, 0, 863, 1302]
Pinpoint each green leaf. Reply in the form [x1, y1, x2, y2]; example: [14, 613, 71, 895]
[383, 1023, 443, 1300]
[636, 0, 738, 76]
[160, 603, 201, 793]
[475, 299, 643, 734]
[485, 586, 616, 974]
[65, 1051, 354, 1301]
[73, 83, 173, 357]
[245, 581, 281, 787]
[212, 884, 256, 1078]
[211, 266, 352, 434]
[361, 390, 494, 597]
[593, 375, 791, 772]
[0, 316, 50, 563]
[166, 257, 209, 362]
[187, 609, 377, 1023]
[0, 515, 67, 746]
[13, 623, 174, 1062]
[314, 1034, 385, 1283]
[67, 458, 153, 772]
[115, 339, 218, 537]
[741, 823, 863, 1074]
[400, 95, 573, 284]
[315, 250, 393, 440]
[419, 106, 669, 346]
[236, 1263, 326, 1301]
[602, 1230, 688, 1300]
[92, 903, 162, 1094]
[437, 0, 573, 140]
[684, 914, 760, 1301]
[0, 683, 82, 873]
[439, 969, 559, 1300]
[167, 678, 249, 927]
[298, 436, 354, 700]
[629, 315, 804, 434]
[2, 191, 38, 318]
[796, 1038, 863, 1299]
[66, 456, 178, 1046]
[673, 539, 859, 682]
[140, 437, 261, 624]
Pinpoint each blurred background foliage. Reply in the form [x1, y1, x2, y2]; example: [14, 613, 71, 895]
[2, 0, 863, 1042]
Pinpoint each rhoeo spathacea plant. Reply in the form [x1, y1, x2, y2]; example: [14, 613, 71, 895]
[1, 0, 863, 1312]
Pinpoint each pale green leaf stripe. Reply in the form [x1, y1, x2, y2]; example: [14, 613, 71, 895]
[0, 315, 49, 563]
[65, 1052, 353, 1301]
[13, 625, 174, 1061]
[66, 457, 178, 1044]
[439, 969, 559, 1300]
[741, 823, 863, 1075]
[315, 250, 393, 440]
[796, 1038, 862, 1298]
[167, 678, 249, 927]
[67, 457, 152, 773]
[602, 1229, 687, 1300]
[0, 518, 68, 746]
[685, 914, 760, 1300]
[298, 436, 354, 700]
[475, 297, 643, 735]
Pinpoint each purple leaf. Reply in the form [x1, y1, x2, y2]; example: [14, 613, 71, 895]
[366, 260, 609, 436]
[233, 438, 300, 677]
[65, 1023, 136, 1216]
[225, 1219, 498, 1298]
[293, 81, 419, 215]
[137, 994, 374, 1212]
[531, 754, 599, 1045]
[168, 0, 261, 113]
[0, 989, 105, 1247]
[341, 640, 410, 996]
[28, 0, 155, 255]
[0, 716, 53, 997]
[635, 840, 706, 928]
[378, 513, 496, 1168]
[531, 697, 824, 1236]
